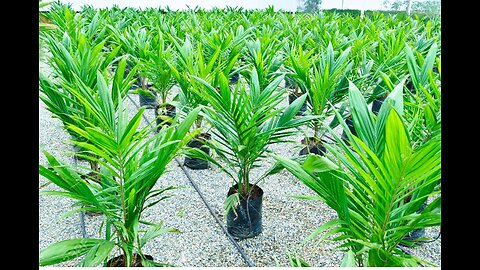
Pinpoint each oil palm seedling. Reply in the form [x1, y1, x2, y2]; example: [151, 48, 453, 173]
[403, 41, 440, 146]
[140, 31, 177, 130]
[41, 1, 80, 43]
[41, 26, 130, 110]
[39, 72, 202, 267]
[376, 41, 440, 146]
[365, 27, 409, 114]
[168, 35, 221, 128]
[39, 1, 57, 31]
[107, 23, 155, 107]
[287, 42, 352, 155]
[43, 2, 110, 48]
[306, 14, 349, 54]
[191, 68, 316, 238]
[79, 8, 111, 47]
[273, 80, 440, 266]
[168, 33, 244, 169]
[200, 24, 252, 84]
[168, 35, 219, 169]
[39, 41, 135, 182]
[102, 7, 131, 44]
[182, 25, 251, 169]
[241, 37, 284, 91]
[38, 5, 442, 267]
[39, 0, 57, 59]
[282, 43, 313, 115]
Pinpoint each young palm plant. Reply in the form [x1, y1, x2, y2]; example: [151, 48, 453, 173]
[168, 35, 221, 128]
[107, 23, 155, 107]
[140, 31, 177, 129]
[41, 2, 80, 44]
[141, 31, 175, 107]
[40, 41, 135, 182]
[167, 34, 243, 169]
[39, 1, 57, 31]
[43, 31, 122, 91]
[365, 27, 408, 114]
[282, 42, 312, 115]
[241, 37, 284, 91]
[403, 42, 441, 146]
[287, 42, 352, 155]
[191, 68, 315, 239]
[375, 41, 440, 149]
[39, 72, 202, 267]
[200, 24, 251, 84]
[273, 80, 441, 266]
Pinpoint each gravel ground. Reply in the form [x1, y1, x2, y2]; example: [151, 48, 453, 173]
[39, 61, 441, 267]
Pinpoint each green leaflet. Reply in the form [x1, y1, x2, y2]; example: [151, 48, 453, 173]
[79, 241, 115, 267]
[340, 250, 356, 267]
[40, 238, 113, 266]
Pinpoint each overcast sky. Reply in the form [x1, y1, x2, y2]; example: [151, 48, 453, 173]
[56, 0, 392, 11]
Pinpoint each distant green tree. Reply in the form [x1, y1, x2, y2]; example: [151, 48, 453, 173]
[297, 0, 323, 13]
[412, 1, 441, 15]
[383, 0, 440, 15]
[382, 0, 409, 10]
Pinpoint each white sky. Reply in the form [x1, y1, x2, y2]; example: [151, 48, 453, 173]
[56, 0, 392, 11]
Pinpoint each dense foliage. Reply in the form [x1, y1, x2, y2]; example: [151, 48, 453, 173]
[39, 2, 441, 267]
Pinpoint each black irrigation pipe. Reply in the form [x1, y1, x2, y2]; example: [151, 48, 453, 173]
[175, 157, 255, 267]
[126, 95, 255, 267]
[397, 229, 442, 260]
[78, 204, 87, 238]
[72, 154, 88, 239]
[417, 229, 441, 244]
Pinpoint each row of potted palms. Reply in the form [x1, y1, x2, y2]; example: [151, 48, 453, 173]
[40, 71, 202, 266]
[277, 79, 440, 267]
[39, 4, 441, 267]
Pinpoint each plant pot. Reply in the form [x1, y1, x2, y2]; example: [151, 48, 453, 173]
[288, 93, 307, 116]
[109, 61, 118, 73]
[226, 184, 263, 239]
[138, 89, 158, 109]
[106, 253, 154, 267]
[154, 104, 176, 131]
[299, 137, 326, 156]
[406, 80, 416, 94]
[229, 72, 239, 84]
[371, 95, 386, 115]
[403, 202, 427, 241]
[184, 133, 211, 170]
[284, 76, 297, 89]
[341, 116, 357, 143]
[403, 228, 426, 241]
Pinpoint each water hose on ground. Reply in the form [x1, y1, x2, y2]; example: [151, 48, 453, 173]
[72, 154, 88, 238]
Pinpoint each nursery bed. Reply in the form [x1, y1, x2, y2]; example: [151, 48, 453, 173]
[39, 62, 441, 267]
